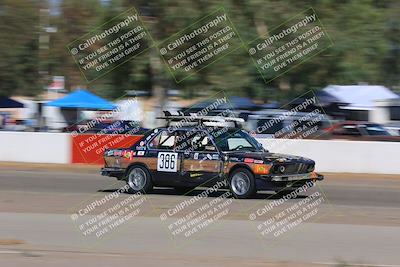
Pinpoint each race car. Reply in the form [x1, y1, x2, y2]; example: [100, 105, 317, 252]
[101, 114, 324, 199]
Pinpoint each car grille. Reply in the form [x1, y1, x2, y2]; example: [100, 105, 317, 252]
[271, 162, 314, 175]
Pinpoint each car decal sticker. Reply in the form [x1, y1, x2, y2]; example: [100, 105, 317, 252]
[123, 150, 134, 160]
[244, 158, 254, 163]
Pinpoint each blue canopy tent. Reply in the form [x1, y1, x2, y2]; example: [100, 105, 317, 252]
[0, 97, 24, 108]
[45, 89, 116, 124]
[46, 89, 115, 110]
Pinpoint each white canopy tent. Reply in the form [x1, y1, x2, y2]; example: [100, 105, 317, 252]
[323, 85, 399, 111]
[322, 85, 400, 122]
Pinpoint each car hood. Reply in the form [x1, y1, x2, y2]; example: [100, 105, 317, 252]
[223, 151, 314, 164]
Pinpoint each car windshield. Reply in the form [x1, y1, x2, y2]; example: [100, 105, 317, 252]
[359, 124, 391, 136]
[213, 129, 264, 152]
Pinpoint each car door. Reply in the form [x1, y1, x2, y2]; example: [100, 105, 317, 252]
[146, 130, 181, 186]
[177, 130, 222, 187]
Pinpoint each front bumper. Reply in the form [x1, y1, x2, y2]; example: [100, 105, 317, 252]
[255, 172, 324, 191]
[261, 172, 324, 182]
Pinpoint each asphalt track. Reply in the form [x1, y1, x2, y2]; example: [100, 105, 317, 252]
[0, 164, 399, 267]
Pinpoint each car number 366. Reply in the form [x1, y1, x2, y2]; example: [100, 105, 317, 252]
[157, 152, 178, 172]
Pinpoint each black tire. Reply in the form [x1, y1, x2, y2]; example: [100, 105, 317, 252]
[125, 165, 153, 194]
[174, 186, 196, 194]
[228, 168, 256, 199]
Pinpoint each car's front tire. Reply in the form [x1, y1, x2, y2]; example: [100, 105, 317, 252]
[228, 168, 256, 199]
[125, 165, 153, 194]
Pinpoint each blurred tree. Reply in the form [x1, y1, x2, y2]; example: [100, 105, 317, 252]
[49, 0, 104, 92]
[0, 0, 398, 102]
[0, 0, 39, 97]
[383, 1, 400, 90]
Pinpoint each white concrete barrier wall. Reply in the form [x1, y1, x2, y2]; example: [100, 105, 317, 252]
[0, 132, 399, 174]
[0, 132, 70, 164]
[258, 138, 400, 174]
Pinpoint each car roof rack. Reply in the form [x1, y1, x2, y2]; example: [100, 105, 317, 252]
[157, 111, 245, 128]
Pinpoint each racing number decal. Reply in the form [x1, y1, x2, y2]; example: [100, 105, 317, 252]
[157, 152, 178, 172]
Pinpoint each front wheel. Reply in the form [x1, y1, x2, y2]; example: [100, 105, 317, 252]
[126, 165, 153, 194]
[228, 168, 256, 199]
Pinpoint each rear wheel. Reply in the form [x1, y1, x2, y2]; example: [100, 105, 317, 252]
[126, 165, 153, 194]
[228, 168, 256, 199]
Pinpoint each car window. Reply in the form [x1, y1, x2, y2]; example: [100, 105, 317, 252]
[227, 137, 253, 150]
[175, 130, 192, 151]
[192, 134, 216, 151]
[148, 132, 161, 148]
[148, 130, 176, 149]
[214, 130, 260, 151]
[175, 130, 216, 152]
